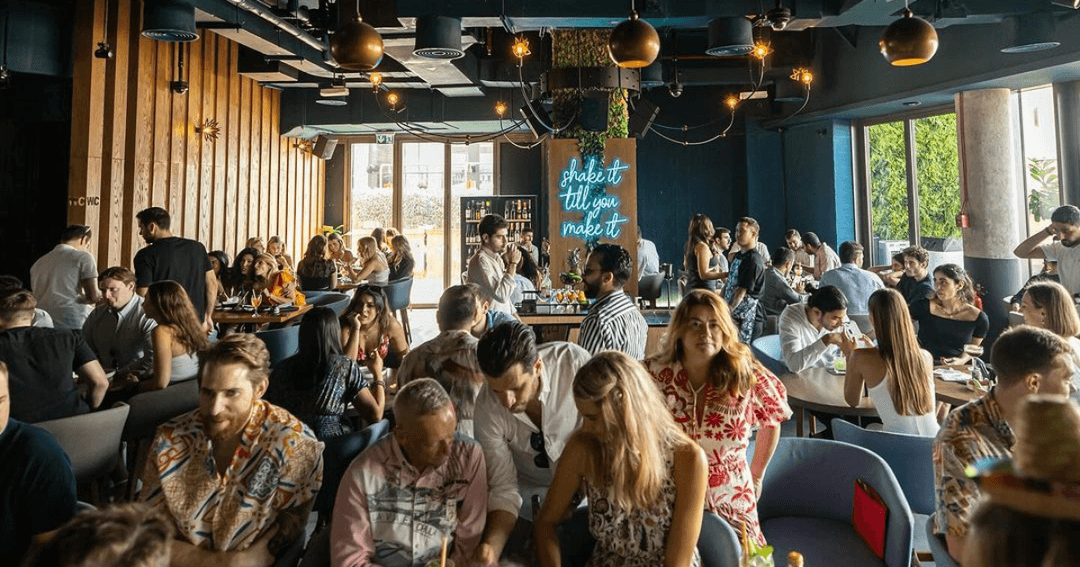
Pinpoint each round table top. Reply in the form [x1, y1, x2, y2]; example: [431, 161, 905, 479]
[780, 365, 983, 417]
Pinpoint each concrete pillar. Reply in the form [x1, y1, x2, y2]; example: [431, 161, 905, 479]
[1054, 81, 1080, 206]
[955, 89, 1025, 344]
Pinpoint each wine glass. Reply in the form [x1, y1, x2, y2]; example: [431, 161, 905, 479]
[963, 344, 984, 359]
[250, 293, 263, 314]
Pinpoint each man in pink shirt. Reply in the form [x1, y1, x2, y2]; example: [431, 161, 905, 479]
[331, 378, 487, 567]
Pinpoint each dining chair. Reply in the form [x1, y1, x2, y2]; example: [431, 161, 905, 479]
[698, 511, 743, 567]
[305, 291, 352, 317]
[751, 334, 790, 376]
[925, 512, 961, 567]
[831, 419, 935, 561]
[383, 277, 414, 344]
[313, 419, 391, 522]
[36, 403, 130, 504]
[254, 324, 301, 368]
[123, 380, 200, 500]
[757, 437, 914, 567]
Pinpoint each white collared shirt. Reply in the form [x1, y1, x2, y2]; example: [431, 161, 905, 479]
[778, 302, 838, 373]
[474, 341, 591, 518]
[467, 247, 517, 315]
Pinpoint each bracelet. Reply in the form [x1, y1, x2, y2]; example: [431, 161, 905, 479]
[372, 379, 386, 388]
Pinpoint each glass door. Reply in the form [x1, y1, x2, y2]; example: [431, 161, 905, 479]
[401, 143, 446, 304]
[450, 144, 494, 284]
[350, 143, 394, 253]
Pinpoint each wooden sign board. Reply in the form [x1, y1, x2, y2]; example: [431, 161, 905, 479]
[544, 137, 638, 296]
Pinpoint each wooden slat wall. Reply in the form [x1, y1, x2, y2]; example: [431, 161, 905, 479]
[67, 0, 325, 267]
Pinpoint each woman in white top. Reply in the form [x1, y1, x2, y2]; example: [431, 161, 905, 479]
[352, 236, 390, 286]
[1020, 281, 1080, 397]
[844, 288, 939, 435]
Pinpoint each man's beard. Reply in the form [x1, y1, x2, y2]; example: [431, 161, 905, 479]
[1062, 236, 1080, 248]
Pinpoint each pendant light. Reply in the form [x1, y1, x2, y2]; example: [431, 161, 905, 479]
[879, 1, 938, 66]
[608, 1, 660, 68]
[330, 5, 384, 71]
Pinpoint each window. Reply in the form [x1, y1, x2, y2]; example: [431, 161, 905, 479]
[348, 139, 496, 305]
[862, 111, 962, 264]
[1019, 87, 1061, 235]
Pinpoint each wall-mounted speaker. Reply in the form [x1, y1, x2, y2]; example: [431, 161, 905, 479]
[628, 98, 660, 139]
[313, 135, 339, 160]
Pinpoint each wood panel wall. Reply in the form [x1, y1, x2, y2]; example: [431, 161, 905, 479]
[68, 0, 324, 268]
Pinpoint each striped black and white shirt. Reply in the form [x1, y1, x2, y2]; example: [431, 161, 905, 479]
[578, 290, 648, 360]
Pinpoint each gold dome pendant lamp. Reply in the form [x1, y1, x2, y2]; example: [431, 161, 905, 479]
[609, 1, 661, 68]
[330, 6, 384, 71]
[879, 0, 938, 67]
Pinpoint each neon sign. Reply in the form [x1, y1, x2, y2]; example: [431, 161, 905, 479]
[557, 156, 630, 240]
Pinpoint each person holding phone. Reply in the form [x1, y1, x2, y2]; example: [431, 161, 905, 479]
[778, 286, 860, 373]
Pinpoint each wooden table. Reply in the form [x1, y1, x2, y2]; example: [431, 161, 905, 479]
[213, 303, 312, 325]
[518, 307, 672, 343]
[780, 365, 984, 436]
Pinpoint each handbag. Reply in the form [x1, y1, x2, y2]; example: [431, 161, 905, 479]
[852, 478, 888, 559]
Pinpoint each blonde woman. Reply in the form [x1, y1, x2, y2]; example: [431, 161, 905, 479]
[1020, 281, 1080, 395]
[844, 289, 938, 435]
[644, 290, 792, 553]
[267, 235, 294, 272]
[536, 351, 708, 567]
[353, 236, 390, 286]
[251, 253, 305, 306]
[327, 232, 356, 272]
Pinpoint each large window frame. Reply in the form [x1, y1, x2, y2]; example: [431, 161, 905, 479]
[854, 104, 960, 264]
[343, 135, 516, 306]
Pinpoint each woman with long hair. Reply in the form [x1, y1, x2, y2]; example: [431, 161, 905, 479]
[251, 253, 305, 306]
[267, 235, 294, 272]
[1020, 281, 1080, 348]
[844, 289, 938, 435]
[352, 236, 391, 286]
[225, 247, 259, 296]
[136, 280, 210, 390]
[340, 285, 408, 369]
[387, 234, 415, 281]
[536, 351, 708, 567]
[371, 227, 390, 254]
[510, 245, 541, 306]
[683, 213, 724, 294]
[245, 236, 265, 254]
[644, 290, 792, 553]
[208, 250, 230, 301]
[910, 263, 989, 364]
[326, 232, 356, 269]
[266, 306, 384, 438]
[297, 234, 338, 291]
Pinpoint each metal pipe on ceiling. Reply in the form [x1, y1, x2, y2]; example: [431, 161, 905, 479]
[216, 0, 328, 54]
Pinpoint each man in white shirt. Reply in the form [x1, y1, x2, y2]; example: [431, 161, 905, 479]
[1014, 204, 1080, 296]
[803, 232, 841, 280]
[29, 225, 100, 329]
[819, 241, 884, 315]
[471, 320, 590, 566]
[83, 267, 157, 382]
[519, 228, 540, 266]
[636, 226, 660, 281]
[467, 214, 521, 316]
[779, 285, 857, 373]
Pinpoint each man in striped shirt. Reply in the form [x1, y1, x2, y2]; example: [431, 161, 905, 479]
[578, 243, 648, 359]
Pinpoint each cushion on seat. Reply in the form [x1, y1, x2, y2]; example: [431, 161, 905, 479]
[762, 516, 886, 567]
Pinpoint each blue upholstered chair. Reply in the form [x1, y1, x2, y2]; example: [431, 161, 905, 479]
[383, 277, 414, 344]
[925, 512, 961, 567]
[831, 419, 936, 560]
[751, 334, 789, 376]
[255, 324, 301, 368]
[305, 291, 352, 317]
[757, 437, 914, 567]
[313, 419, 391, 518]
[698, 511, 742, 567]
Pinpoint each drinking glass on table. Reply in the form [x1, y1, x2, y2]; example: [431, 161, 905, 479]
[963, 344, 984, 359]
[250, 293, 263, 314]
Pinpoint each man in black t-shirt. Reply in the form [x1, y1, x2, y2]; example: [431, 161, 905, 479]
[0, 361, 79, 564]
[895, 245, 935, 305]
[723, 217, 767, 343]
[0, 290, 108, 423]
[133, 207, 216, 325]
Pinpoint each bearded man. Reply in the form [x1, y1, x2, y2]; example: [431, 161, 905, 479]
[140, 333, 323, 567]
[1015, 204, 1080, 296]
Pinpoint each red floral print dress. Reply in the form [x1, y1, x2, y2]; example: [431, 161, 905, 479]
[644, 359, 792, 549]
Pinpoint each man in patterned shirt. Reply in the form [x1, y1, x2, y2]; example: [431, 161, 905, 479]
[140, 333, 324, 566]
[331, 378, 487, 567]
[932, 326, 1073, 562]
[578, 243, 648, 359]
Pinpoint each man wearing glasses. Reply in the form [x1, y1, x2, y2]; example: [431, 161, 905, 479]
[471, 320, 590, 566]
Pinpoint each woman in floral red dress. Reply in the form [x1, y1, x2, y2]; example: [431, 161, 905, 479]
[644, 290, 792, 551]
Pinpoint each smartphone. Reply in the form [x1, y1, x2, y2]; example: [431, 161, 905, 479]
[843, 321, 859, 341]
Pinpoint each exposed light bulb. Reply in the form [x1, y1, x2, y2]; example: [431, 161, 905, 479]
[369, 72, 382, 89]
[724, 94, 740, 111]
[387, 91, 400, 108]
[511, 37, 531, 60]
[751, 42, 771, 60]
[791, 68, 813, 86]
[494, 101, 507, 117]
